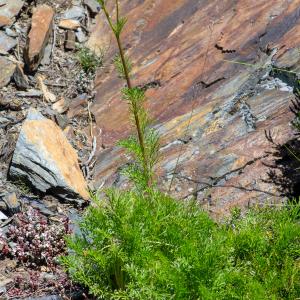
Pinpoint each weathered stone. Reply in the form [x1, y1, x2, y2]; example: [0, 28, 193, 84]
[67, 94, 87, 118]
[58, 19, 81, 30]
[16, 89, 43, 97]
[63, 6, 85, 20]
[83, 0, 101, 17]
[2, 192, 20, 215]
[55, 113, 69, 129]
[0, 0, 24, 19]
[0, 97, 22, 110]
[64, 30, 76, 50]
[0, 15, 12, 27]
[52, 97, 69, 114]
[0, 31, 17, 54]
[88, 0, 300, 215]
[0, 56, 16, 88]
[75, 28, 87, 43]
[40, 43, 52, 66]
[5, 27, 18, 37]
[9, 109, 89, 201]
[24, 5, 54, 72]
[13, 64, 29, 90]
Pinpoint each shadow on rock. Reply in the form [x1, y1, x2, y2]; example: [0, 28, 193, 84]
[263, 95, 300, 199]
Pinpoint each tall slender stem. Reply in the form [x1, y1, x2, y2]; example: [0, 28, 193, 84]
[102, 3, 149, 186]
[116, 36, 148, 178]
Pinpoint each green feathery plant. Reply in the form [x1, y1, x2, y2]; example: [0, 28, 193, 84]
[61, 3, 300, 299]
[77, 46, 103, 73]
[99, 0, 159, 189]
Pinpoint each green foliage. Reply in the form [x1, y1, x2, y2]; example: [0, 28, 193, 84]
[77, 46, 103, 73]
[118, 87, 160, 188]
[114, 54, 132, 79]
[62, 191, 300, 299]
[62, 2, 300, 300]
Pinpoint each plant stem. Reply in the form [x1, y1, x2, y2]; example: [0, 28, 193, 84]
[102, 3, 149, 186]
[115, 36, 149, 186]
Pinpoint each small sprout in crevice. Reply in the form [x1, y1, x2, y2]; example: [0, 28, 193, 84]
[76, 46, 104, 74]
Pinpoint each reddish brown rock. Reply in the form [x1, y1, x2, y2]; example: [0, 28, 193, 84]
[0, 15, 12, 27]
[52, 97, 69, 114]
[58, 19, 81, 30]
[24, 5, 54, 72]
[67, 94, 88, 118]
[64, 30, 76, 51]
[88, 0, 300, 215]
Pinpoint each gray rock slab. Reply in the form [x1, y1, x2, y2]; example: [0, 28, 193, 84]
[63, 6, 85, 20]
[0, 31, 17, 54]
[75, 27, 87, 43]
[15, 89, 43, 97]
[9, 109, 89, 201]
[83, 0, 101, 17]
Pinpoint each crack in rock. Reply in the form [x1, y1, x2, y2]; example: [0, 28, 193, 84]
[172, 154, 270, 198]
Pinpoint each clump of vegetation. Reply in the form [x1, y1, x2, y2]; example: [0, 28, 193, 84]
[61, 1, 300, 299]
[77, 46, 103, 74]
[62, 190, 300, 299]
[3, 207, 69, 268]
[0, 207, 78, 299]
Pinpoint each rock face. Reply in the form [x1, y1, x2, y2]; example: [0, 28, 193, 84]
[0, 57, 16, 88]
[88, 0, 300, 216]
[24, 5, 54, 72]
[9, 109, 89, 201]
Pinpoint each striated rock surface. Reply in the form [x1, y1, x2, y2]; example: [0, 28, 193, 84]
[24, 5, 54, 72]
[9, 109, 89, 201]
[88, 0, 300, 216]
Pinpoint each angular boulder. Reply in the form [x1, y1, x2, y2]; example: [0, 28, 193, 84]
[24, 5, 54, 72]
[9, 109, 89, 201]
